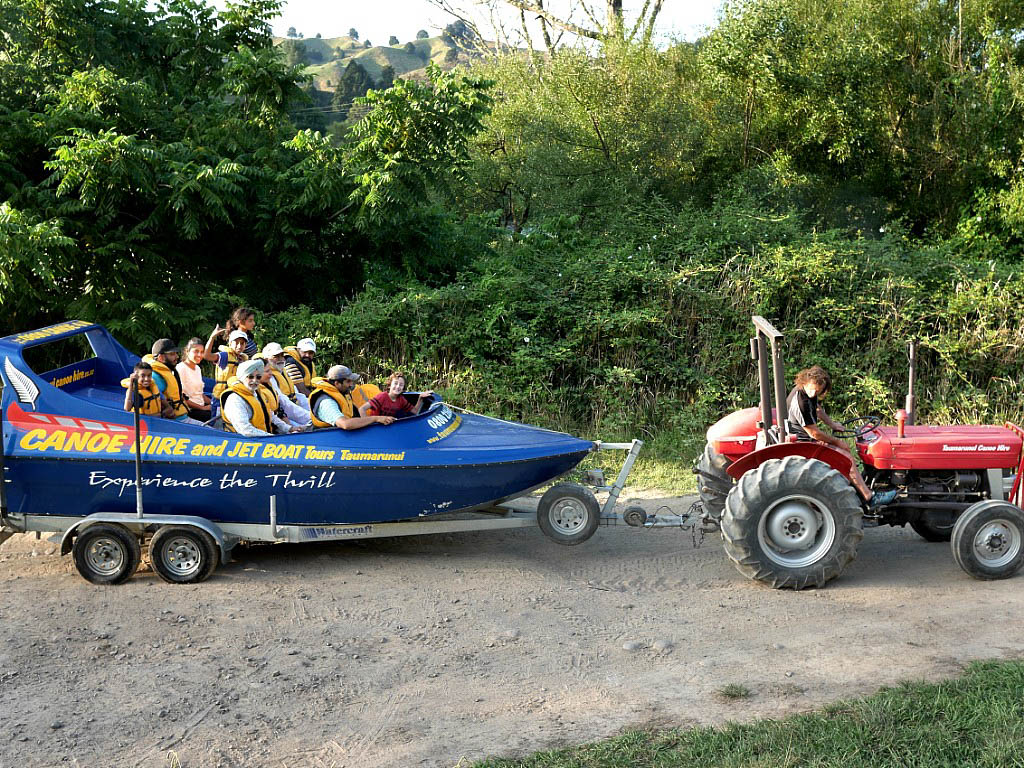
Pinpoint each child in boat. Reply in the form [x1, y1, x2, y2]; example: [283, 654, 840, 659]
[176, 337, 212, 421]
[360, 372, 434, 418]
[122, 362, 168, 416]
[224, 306, 258, 358]
[203, 327, 250, 399]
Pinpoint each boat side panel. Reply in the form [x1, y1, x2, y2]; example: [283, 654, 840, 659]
[5, 451, 588, 525]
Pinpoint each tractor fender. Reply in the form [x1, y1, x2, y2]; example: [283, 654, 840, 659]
[725, 442, 853, 480]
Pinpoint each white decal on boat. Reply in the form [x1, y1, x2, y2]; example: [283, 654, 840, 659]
[4, 357, 39, 411]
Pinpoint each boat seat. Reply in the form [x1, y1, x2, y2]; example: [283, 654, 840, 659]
[71, 385, 128, 409]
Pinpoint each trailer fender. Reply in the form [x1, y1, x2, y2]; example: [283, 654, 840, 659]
[60, 513, 232, 564]
[725, 442, 853, 481]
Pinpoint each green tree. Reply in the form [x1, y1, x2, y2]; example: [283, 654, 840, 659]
[331, 60, 375, 118]
[0, 0, 494, 341]
[281, 39, 308, 67]
[286, 26, 297, 37]
[404, 42, 417, 54]
[416, 29, 429, 39]
[389, 35, 400, 46]
[348, 27, 359, 40]
[380, 65, 396, 88]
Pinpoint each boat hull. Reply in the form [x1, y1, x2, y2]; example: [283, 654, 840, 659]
[4, 450, 589, 525]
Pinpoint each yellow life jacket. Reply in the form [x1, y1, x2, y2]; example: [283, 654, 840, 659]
[221, 377, 279, 434]
[141, 354, 187, 418]
[213, 345, 244, 399]
[283, 346, 316, 388]
[269, 367, 297, 402]
[120, 376, 162, 416]
[351, 383, 381, 411]
[309, 377, 355, 427]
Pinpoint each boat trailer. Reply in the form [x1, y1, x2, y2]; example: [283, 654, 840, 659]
[0, 439, 714, 585]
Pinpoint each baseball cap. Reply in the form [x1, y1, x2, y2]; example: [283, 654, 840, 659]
[296, 338, 316, 353]
[151, 338, 178, 356]
[237, 359, 264, 379]
[262, 342, 285, 357]
[228, 330, 249, 343]
[327, 364, 360, 382]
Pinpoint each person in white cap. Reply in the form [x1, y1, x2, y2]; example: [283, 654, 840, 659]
[221, 359, 302, 437]
[309, 365, 396, 430]
[283, 338, 318, 397]
[259, 342, 311, 411]
[203, 325, 250, 399]
[255, 346, 311, 427]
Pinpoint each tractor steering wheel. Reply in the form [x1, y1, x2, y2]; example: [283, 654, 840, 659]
[835, 414, 882, 440]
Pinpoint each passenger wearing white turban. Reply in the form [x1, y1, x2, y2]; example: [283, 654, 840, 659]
[221, 358, 301, 437]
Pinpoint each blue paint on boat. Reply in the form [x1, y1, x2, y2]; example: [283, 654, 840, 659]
[0, 322, 594, 525]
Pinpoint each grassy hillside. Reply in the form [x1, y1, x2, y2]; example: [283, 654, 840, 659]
[275, 33, 469, 90]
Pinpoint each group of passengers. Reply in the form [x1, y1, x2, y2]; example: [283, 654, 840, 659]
[122, 306, 433, 437]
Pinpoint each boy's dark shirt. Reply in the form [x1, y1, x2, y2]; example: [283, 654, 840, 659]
[787, 388, 818, 441]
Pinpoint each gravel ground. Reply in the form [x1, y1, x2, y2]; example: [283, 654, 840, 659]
[1, 491, 1023, 768]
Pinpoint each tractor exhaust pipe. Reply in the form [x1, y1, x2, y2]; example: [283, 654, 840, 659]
[905, 341, 917, 426]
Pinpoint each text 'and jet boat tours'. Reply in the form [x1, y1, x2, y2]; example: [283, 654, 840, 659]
[0, 321, 650, 584]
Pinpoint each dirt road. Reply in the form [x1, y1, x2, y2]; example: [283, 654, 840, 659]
[2, 493, 1023, 768]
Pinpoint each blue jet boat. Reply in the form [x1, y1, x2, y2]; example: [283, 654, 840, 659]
[0, 321, 645, 585]
[0, 321, 596, 527]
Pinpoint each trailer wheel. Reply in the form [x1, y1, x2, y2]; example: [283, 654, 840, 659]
[697, 444, 733, 522]
[951, 501, 1024, 581]
[910, 514, 954, 542]
[149, 526, 219, 584]
[722, 457, 863, 589]
[537, 484, 600, 545]
[72, 524, 141, 585]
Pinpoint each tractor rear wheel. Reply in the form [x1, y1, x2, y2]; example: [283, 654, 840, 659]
[951, 500, 1024, 580]
[722, 456, 863, 589]
[697, 444, 733, 522]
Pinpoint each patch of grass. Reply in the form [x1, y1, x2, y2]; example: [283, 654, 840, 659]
[474, 660, 1024, 767]
[718, 683, 753, 700]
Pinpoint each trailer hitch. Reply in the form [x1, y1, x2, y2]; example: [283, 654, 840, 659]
[622, 500, 719, 548]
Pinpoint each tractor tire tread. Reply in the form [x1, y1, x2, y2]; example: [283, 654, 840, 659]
[722, 456, 863, 590]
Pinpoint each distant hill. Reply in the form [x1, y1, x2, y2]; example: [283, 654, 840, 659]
[273, 34, 475, 92]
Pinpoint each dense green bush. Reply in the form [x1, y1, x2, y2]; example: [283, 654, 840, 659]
[259, 195, 1024, 469]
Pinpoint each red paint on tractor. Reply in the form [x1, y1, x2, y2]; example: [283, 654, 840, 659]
[706, 406, 777, 459]
[857, 425, 1022, 471]
[725, 442, 853, 480]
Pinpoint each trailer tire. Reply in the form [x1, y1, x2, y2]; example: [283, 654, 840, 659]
[697, 444, 733, 522]
[149, 526, 219, 584]
[537, 484, 600, 545]
[951, 501, 1024, 580]
[910, 514, 954, 542]
[72, 524, 141, 585]
[722, 457, 863, 589]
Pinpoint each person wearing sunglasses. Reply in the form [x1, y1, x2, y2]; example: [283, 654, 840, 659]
[221, 359, 304, 437]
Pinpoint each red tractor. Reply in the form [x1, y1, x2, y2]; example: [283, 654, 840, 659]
[697, 316, 1024, 589]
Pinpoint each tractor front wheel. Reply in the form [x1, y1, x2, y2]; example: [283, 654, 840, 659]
[722, 457, 863, 589]
[951, 500, 1024, 580]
